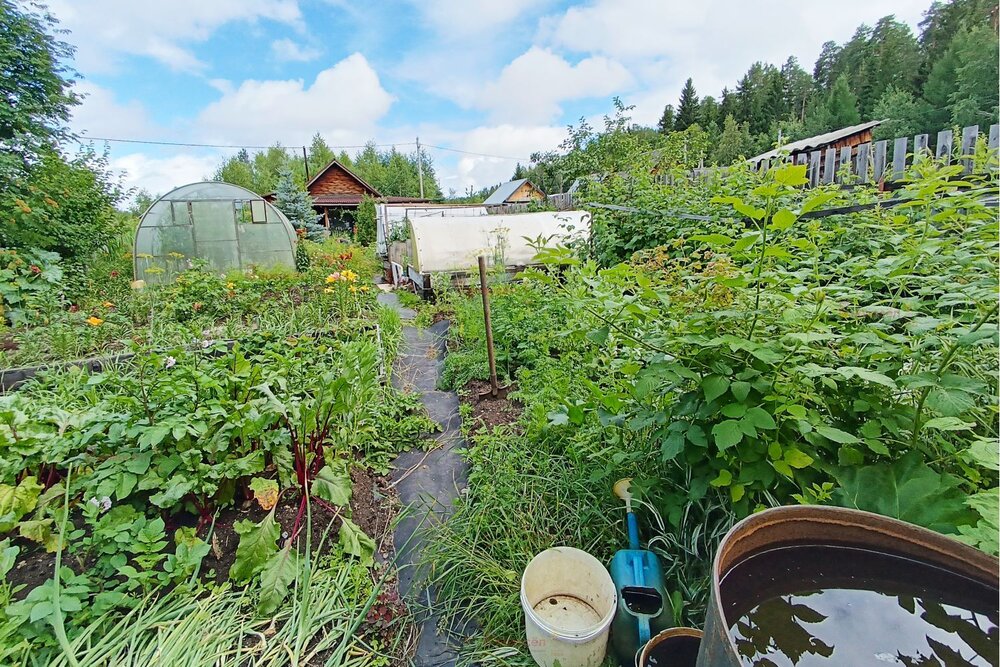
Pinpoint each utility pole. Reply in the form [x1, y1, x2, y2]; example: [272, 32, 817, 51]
[416, 136, 424, 199]
[302, 146, 310, 181]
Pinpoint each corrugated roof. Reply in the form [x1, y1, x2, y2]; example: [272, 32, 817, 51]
[748, 120, 883, 164]
[483, 178, 532, 206]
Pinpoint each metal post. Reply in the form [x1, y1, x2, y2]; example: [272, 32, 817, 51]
[302, 146, 310, 182]
[416, 136, 424, 199]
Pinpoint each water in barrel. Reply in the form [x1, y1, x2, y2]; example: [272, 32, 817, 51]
[721, 544, 998, 666]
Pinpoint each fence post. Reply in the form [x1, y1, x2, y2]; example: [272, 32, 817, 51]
[960, 125, 979, 173]
[892, 137, 908, 180]
[809, 151, 821, 187]
[914, 134, 930, 160]
[823, 148, 837, 184]
[873, 140, 888, 183]
[989, 124, 999, 172]
[935, 130, 953, 164]
[838, 146, 852, 183]
[856, 142, 871, 183]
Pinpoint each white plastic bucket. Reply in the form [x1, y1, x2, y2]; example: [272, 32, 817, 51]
[520, 547, 617, 667]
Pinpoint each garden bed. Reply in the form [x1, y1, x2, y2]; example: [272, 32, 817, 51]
[0, 241, 432, 665]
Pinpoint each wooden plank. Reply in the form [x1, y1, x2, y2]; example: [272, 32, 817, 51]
[914, 134, 929, 159]
[856, 142, 871, 183]
[795, 153, 807, 166]
[990, 124, 999, 172]
[960, 125, 978, 173]
[892, 136, 908, 180]
[838, 146, 852, 183]
[808, 150, 821, 187]
[936, 129, 953, 164]
[873, 140, 888, 182]
[823, 148, 837, 184]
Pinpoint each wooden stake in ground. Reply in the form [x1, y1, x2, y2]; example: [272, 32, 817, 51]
[477, 255, 510, 400]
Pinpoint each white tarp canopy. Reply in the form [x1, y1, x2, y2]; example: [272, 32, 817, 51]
[376, 203, 488, 255]
[407, 210, 590, 274]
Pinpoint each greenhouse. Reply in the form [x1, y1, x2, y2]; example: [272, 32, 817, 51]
[133, 182, 297, 284]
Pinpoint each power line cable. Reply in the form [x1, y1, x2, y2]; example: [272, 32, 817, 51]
[74, 135, 415, 151]
[422, 143, 533, 161]
[73, 134, 537, 161]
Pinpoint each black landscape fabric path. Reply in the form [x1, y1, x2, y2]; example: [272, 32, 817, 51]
[379, 291, 469, 667]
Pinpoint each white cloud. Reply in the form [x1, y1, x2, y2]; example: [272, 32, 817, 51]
[270, 38, 322, 62]
[479, 47, 633, 123]
[451, 124, 567, 191]
[410, 0, 543, 36]
[539, 0, 928, 125]
[197, 53, 395, 146]
[111, 153, 224, 197]
[70, 82, 157, 139]
[49, 0, 303, 73]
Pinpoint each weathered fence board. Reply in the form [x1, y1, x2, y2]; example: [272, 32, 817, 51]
[936, 130, 953, 164]
[873, 140, 888, 182]
[961, 125, 979, 173]
[823, 148, 837, 184]
[856, 142, 871, 183]
[892, 137, 908, 180]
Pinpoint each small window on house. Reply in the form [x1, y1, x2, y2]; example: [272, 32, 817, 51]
[250, 199, 267, 223]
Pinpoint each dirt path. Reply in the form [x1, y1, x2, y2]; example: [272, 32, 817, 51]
[379, 291, 469, 667]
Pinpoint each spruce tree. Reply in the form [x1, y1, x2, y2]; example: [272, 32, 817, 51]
[674, 78, 700, 130]
[274, 167, 325, 241]
[825, 75, 861, 128]
[657, 104, 675, 134]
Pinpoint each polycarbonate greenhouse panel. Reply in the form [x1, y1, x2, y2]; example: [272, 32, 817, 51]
[134, 181, 297, 284]
[406, 210, 590, 273]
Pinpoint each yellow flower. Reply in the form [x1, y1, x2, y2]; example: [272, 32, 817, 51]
[359, 285, 370, 293]
[86, 316, 104, 326]
[324, 287, 334, 294]
[341, 269, 358, 282]
[226, 282, 235, 290]
[326, 273, 341, 283]
[349, 285, 357, 293]
[102, 301, 114, 308]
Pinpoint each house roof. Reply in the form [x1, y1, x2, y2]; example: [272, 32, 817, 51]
[306, 159, 382, 197]
[748, 120, 883, 164]
[483, 178, 542, 206]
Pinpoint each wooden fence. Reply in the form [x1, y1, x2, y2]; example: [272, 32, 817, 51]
[742, 123, 999, 188]
[550, 123, 999, 207]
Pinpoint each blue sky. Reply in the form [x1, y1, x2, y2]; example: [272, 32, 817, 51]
[51, 0, 925, 198]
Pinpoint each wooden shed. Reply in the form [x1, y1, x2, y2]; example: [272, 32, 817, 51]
[483, 178, 546, 210]
[748, 120, 883, 176]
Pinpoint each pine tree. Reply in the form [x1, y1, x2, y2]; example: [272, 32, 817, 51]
[274, 167, 325, 241]
[657, 104, 675, 134]
[674, 79, 700, 130]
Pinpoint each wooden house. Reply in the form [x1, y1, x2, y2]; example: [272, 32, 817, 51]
[266, 159, 428, 231]
[483, 178, 546, 210]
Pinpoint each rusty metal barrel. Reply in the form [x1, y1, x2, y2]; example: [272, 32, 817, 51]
[696, 505, 1000, 666]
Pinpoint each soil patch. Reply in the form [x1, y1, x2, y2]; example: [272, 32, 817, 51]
[7, 464, 402, 593]
[460, 379, 524, 436]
